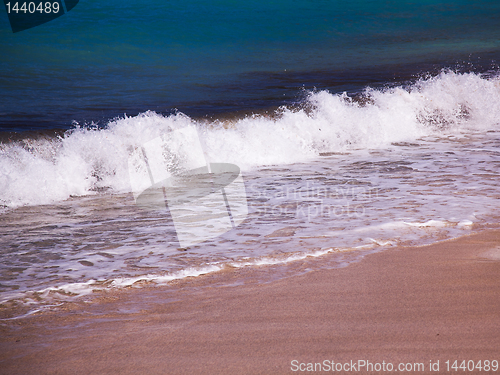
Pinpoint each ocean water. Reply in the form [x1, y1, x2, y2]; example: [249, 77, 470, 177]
[2, 0, 500, 130]
[1, 1, 500, 318]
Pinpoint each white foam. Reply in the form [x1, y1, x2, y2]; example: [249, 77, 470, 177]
[0, 245, 371, 306]
[1, 70, 499, 208]
[457, 219, 474, 228]
[403, 220, 447, 228]
[110, 264, 224, 287]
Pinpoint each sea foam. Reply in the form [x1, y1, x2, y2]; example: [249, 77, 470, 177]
[1, 70, 499, 208]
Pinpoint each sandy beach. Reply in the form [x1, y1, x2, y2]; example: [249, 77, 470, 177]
[1, 230, 499, 375]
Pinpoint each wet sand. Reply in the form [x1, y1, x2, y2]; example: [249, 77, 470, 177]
[1, 230, 499, 374]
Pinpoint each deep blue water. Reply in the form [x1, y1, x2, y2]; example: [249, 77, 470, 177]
[1, 0, 500, 131]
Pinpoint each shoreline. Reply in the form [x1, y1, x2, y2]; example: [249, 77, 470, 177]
[1, 229, 499, 374]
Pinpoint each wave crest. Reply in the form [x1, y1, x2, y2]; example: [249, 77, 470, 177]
[1, 70, 499, 208]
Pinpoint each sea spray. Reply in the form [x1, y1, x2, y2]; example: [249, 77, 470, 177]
[1, 70, 499, 209]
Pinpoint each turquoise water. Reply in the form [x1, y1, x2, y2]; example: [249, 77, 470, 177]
[1, 0, 500, 130]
